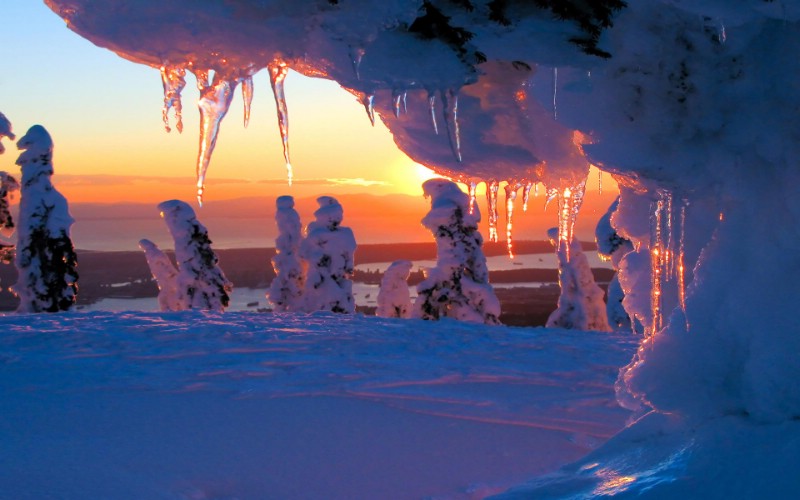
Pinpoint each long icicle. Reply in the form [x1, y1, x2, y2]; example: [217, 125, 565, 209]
[677, 197, 689, 328]
[160, 65, 187, 133]
[241, 75, 254, 128]
[486, 180, 499, 243]
[361, 93, 376, 127]
[195, 71, 237, 205]
[468, 181, 477, 215]
[393, 90, 402, 118]
[440, 89, 462, 162]
[428, 91, 439, 135]
[268, 60, 292, 185]
[505, 183, 520, 258]
[650, 191, 666, 336]
[522, 182, 533, 212]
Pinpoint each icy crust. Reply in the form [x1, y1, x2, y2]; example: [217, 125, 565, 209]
[376, 259, 413, 318]
[268, 195, 305, 312]
[545, 228, 610, 332]
[415, 179, 500, 324]
[0, 311, 636, 499]
[158, 200, 232, 311]
[299, 196, 357, 313]
[13, 126, 78, 313]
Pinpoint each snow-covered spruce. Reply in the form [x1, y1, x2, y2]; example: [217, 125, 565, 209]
[268, 195, 305, 312]
[414, 179, 500, 325]
[299, 196, 356, 313]
[546, 227, 610, 332]
[376, 259, 413, 318]
[0, 172, 21, 264]
[138, 238, 182, 312]
[157, 200, 232, 311]
[595, 196, 634, 331]
[13, 125, 78, 313]
[0, 111, 14, 155]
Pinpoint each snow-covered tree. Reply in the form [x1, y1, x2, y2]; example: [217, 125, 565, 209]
[546, 227, 610, 331]
[138, 238, 182, 311]
[0, 172, 20, 264]
[268, 195, 304, 312]
[414, 179, 500, 325]
[158, 199, 232, 311]
[0, 111, 14, 155]
[13, 125, 78, 313]
[595, 196, 635, 331]
[299, 196, 356, 313]
[376, 259, 413, 318]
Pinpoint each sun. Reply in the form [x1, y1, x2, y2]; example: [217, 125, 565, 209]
[390, 159, 445, 195]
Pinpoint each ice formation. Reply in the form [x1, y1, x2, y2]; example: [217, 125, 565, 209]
[299, 196, 357, 314]
[546, 228, 610, 332]
[595, 197, 634, 331]
[268, 195, 305, 312]
[157, 200, 232, 311]
[195, 73, 237, 204]
[375, 259, 413, 319]
[13, 125, 78, 313]
[138, 239, 182, 312]
[414, 179, 500, 325]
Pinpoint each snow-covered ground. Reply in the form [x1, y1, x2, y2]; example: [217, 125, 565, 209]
[0, 311, 636, 499]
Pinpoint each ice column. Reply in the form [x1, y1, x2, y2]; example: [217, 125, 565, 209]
[486, 180, 499, 243]
[504, 183, 520, 258]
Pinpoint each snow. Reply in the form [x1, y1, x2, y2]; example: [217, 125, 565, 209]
[0, 311, 636, 499]
[376, 259, 413, 318]
[138, 238, 182, 312]
[267, 195, 305, 312]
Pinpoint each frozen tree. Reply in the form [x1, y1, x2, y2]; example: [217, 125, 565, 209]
[13, 125, 78, 313]
[158, 199, 232, 311]
[0, 111, 14, 155]
[546, 227, 610, 331]
[268, 195, 304, 312]
[414, 179, 500, 325]
[299, 196, 356, 313]
[138, 238, 182, 311]
[376, 260, 413, 318]
[0, 172, 20, 264]
[595, 197, 635, 331]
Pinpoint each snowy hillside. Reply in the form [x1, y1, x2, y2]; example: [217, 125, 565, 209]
[0, 311, 635, 499]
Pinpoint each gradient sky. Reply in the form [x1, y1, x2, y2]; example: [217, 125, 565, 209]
[0, 1, 619, 250]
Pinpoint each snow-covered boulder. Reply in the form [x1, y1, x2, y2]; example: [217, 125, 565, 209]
[158, 199, 232, 311]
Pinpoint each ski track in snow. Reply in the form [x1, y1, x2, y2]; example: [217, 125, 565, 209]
[0, 311, 636, 499]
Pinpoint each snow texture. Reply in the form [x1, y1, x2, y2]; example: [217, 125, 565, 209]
[157, 200, 232, 311]
[595, 197, 634, 331]
[376, 259, 413, 318]
[414, 179, 500, 325]
[0, 111, 14, 155]
[546, 227, 610, 332]
[0, 171, 20, 239]
[13, 125, 78, 313]
[138, 238, 182, 312]
[268, 195, 305, 312]
[299, 196, 357, 313]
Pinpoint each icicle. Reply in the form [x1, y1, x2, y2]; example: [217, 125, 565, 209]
[428, 91, 439, 135]
[598, 169, 603, 195]
[534, 183, 539, 197]
[195, 72, 237, 205]
[664, 191, 674, 279]
[719, 21, 727, 44]
[440, 89, 462, 162]
[402, 91, 408, 114]
[240, 76, 254, 128]
[486, 180, 499, 243]
[555, 180, 587, 262]
[350, 46, 365, 80]
[522, 182, 533, 212]
[393, 90, 402, 118]
[361, 93, 376, 127]
[160, 65, 187, 133]
[268, 60, 292, 185]
[649, 189, 674, 336]
[468, 181, 477, 215]
[552, 67, 558, 121]
[505, 183, 520, 258]
[544, 186, 558, 211]
[677, 198, 689, 325]
[193, 69, 210, 90]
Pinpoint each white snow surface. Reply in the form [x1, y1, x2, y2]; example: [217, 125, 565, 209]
[0, 311, 636, 500]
